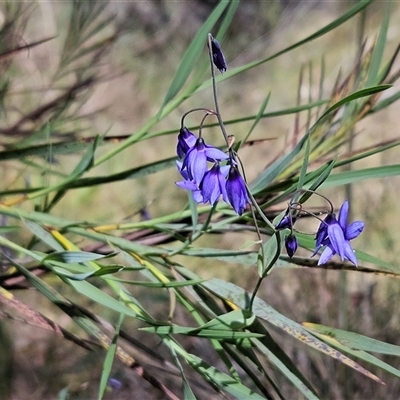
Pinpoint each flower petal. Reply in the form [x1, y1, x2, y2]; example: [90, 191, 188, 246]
[345, 220, 364, 240]
[318, 246, 335, 265]
[204, 146, 229, 162]
[338, 200, 349, 231]
[327, 223, 346, 260]
[343, 241, 358, 266]
[176, 180, 198, 191]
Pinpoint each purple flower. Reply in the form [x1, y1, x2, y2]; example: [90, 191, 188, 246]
[316, 200, 364, 266]
[177, 126, 197, 158]
[201, 163, 229, 205]
[225, 166, 249, 215]
[285, 234, 298, 258]
[175, 161, 203, 203]
[211, 38, 227, 73]
[182, 137, 228, 185]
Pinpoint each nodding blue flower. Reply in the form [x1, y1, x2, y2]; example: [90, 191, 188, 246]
[176, 161, 203, 203]
[316, 200, 364, 266]
[225, 166, 249, 215]
[201, 163, 229, 205]
[182, 137, 228, 185]
[285, 234, 298, 258]
[177, 126, 197, 158]
[211, 38, 227, 73]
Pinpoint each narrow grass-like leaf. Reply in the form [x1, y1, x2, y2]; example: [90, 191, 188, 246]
[298, 160, 336, 204]
[202, 279, 384, 384]
[303, 326, 400, 380]
[303, 323, 400, 355]
[250, 133, 308, 194]
[98, 313, 124, 400]
[141, 325, 264, 339]
[242, 93, 271, 146]
[53, 265, 123, 281]
[253, 339, 320, 400]
[297, 133, 311, 192]
[317, 85, 391, 122]
[195, 0, 374, 92]
[165, 338, 266, 400]
[366, 7, 390, 87]
[43, 251, 116, 263]
[323, 164, 400, 188]
[62, 279, 139, 318]
[107, 279, 205, 288]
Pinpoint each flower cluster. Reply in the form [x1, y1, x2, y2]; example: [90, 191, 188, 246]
[276, 200, 364, 266]
[176, 127, 249, 215]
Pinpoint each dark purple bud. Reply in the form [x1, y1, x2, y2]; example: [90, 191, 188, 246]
[211, 38, 227, 73]
[285, 234, 298, 258]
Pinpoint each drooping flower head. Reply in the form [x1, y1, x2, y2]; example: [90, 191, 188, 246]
[316, 200, 364, 266]
[225, 165, 249, 215]
[201, 163, 229, 205]
[181, 137, 228, 185]
[175, 161, 203, 203]
[210, 38, 227, 73]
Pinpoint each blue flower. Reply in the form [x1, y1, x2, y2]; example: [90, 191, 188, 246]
[316, 200, 364, 266]
[177, 126, 196, 158]
[201, 163, 229, 205]
[182, 137, 228, 185]
[211, 38, 227, 73]
[285, 234, 298, 258]
[225, 166, 249, 215]
[175, 161, 203, 203]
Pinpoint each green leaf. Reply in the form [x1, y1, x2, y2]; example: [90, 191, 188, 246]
[366, 6, 390, 87]
[242, 93, 271, 146]
[317, 84, 392, 121]
[303, 323, 400, 355]
[165, 339, 266, 400]
[107, 278, 205, 288]
[53, 265, 124, 281]
[64, 279, 139, 318]
[23, 220, 65, 251]
[323, 164, 400, 188]
[253, 339, 320, 400]
[304, 324, 400, 380]
[298, 159, 336, 204]
[141, 325, 264, 340]
[196, 0, 374, 92]
[43, 251, 116, 263]
[200, 310, 255, 331]
[202, 279, 384, 384]
[297, 132, 311, 192]
[98, 314, 124, 400]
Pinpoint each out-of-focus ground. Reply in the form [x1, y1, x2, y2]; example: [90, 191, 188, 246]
[2, 1, 400, 399]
